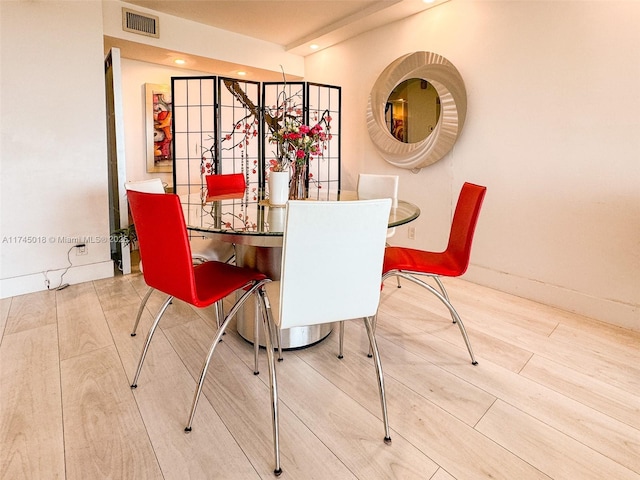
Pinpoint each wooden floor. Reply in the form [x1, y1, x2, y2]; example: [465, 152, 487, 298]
[1, 273, 639, 479]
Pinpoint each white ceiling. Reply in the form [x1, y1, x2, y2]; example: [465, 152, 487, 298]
[124, 0, 401, 48]
[108, 0, 448, 76]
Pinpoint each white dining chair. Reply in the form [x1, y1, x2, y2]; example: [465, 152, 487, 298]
[124, 178, 235, 335]
[357, 173, 399, 208]
[258, 198, 393, 476]
[357, 173, 401, 291]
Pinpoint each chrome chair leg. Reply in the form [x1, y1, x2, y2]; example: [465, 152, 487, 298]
[260, 292, 283, 362]
[254, 296, 260, 375]
[185, 280, 270, 432]
[363, 316, 391, 444]
[258, 288, 281, 476]
[277, 327, 283, 362]
[273, 322, 282, 363]
[366, 272, 399, 357]
[390, 272, 477, 365]
[367, 312, 379, 358]
[338, 321, 345, 359]
[215, 300, 225, 328]
[433, 276, 455, 323]
[131, 286, 154, 336]
[131, 295, 173, 388]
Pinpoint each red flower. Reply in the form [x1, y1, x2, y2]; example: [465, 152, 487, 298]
[268, 113, 331, 171]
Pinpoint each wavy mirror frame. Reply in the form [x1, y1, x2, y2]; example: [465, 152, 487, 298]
[366, 52, 467, 170]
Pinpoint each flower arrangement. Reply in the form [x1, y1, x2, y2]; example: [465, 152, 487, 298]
[268, 117, 330, 172]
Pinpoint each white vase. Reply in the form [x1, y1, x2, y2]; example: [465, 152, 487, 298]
[268, 171, 289, 205]
[267, 205, 286, 232]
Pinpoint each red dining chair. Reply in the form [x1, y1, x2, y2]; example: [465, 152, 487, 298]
[380, 182, 487, 365]
[126, 190, 272, 431]
[205, 172, 246, 200]
[125, 178, 236, 336]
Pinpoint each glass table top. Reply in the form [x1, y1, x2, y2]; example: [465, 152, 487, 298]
[183, 189, 420, 246]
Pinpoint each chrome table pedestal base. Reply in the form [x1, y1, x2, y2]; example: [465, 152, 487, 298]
[234, 244, 333, 349]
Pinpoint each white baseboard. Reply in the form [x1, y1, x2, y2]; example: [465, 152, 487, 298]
[0, 261, 114, 299]
[464, 265, 639, 333]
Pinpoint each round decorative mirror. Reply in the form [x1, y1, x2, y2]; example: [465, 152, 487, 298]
[367, 52, 466, 170]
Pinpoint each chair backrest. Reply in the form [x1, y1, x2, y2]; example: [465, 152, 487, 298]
[446, 182, 487, 273]
[205, 173, 246, 199]
[357, 173, 399, 208]
[126, 190, 198, 304]
[277, 199, 392, 329]
[124, 178, 165, 194]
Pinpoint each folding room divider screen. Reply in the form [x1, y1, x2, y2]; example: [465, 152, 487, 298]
[171, 76, 341, 213]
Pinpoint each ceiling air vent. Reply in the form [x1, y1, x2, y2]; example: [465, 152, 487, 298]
[122, 8, 159, 38]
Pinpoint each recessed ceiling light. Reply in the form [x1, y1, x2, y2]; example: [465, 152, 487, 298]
[174, 59, 186, 65]
[423, 0, 435, 3]
[309, 44, 319, 50]
[237, 71, 247, 76]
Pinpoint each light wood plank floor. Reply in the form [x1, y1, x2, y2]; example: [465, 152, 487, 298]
[1, 273, 639, 479]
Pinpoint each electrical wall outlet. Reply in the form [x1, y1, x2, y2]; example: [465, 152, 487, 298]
[76, 245, 87, 255]
[408, 226, 416, 240]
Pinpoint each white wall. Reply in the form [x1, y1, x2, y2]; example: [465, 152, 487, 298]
[0, 1, 114, 296]
[119, 59, 212, 187]
[304, 0, 640, 330]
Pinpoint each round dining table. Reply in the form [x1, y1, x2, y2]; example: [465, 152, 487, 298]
[183, 188, 420, 349]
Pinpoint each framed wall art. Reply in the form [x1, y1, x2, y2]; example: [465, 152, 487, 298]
[145, 83, 172, 173]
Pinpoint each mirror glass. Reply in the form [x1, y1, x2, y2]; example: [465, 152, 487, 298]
[385, 78, 440, 144]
